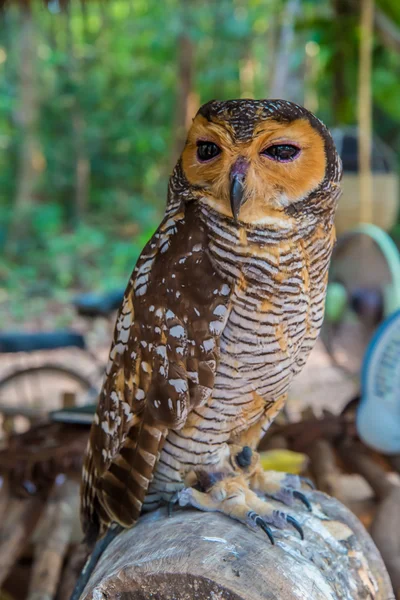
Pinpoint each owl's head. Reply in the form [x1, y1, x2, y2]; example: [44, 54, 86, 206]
[175, 99, 341, 227]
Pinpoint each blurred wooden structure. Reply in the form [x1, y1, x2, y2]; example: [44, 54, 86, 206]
[332, 128, 399, 234]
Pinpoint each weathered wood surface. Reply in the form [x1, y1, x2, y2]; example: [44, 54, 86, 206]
[81, 491, 394, 600]
[27, 478, 79, 600]
[0, 494, 44, 587]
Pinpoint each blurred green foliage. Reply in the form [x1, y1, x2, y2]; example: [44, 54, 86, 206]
[0, 0, 399, 325]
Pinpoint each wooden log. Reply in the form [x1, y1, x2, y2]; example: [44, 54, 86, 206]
[308, 439, 343, 500]
[27, 478, 79, 600]
[57, 543, 88, 600]
[389, 455, 400, 475]
[80, 491, 393, 600]
[0, 495, 44, 587]
[338, 440, 400, 597]
[0, 475, 9, 523]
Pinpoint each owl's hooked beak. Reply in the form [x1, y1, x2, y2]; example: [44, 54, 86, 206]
[230, 157, 249, 221]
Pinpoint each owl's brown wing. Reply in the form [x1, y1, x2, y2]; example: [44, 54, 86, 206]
[81, 202, 232, 540]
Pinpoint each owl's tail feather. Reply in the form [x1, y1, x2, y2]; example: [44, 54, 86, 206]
[70, 525, 122, 600]
[99, 414, 168, 528]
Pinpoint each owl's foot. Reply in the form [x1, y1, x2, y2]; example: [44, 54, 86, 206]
[250, 468, 313, 512]
[231, 445, 313, 512]
[177, 475, 304, 545]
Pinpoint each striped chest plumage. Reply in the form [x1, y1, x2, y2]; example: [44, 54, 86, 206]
[145, 202, 334, 507]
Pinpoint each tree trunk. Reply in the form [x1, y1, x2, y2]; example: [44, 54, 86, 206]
[172, 0, 198, 165]
[358, 0, 374, 225]
[65, 4, 90, 225]
[6, 6, 42, 255]
[269, 0, 301, 99]
[331, 0, 354, 124]
[80, 491, 393, 599]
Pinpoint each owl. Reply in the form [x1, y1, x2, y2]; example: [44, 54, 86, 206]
[82, 99, 341, 551]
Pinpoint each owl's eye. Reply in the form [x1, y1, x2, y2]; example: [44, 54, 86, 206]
[261, 144, 300, 162]
[196, 141, 221, 162]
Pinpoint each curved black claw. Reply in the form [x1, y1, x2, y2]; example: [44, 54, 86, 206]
[300, 477, 315, 490]
[167, 491, 179, 517]
[286, 515, 304, 540]
[248, 511, 275, 545]
[293, 490, 312, 512]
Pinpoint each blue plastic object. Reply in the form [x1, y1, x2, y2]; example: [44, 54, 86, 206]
[356, 309, 400, 454]
[73, 288, 125, 317]
[0, 331, 86, 353]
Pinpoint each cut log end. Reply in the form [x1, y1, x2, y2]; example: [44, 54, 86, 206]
[81, 491, 394, 600]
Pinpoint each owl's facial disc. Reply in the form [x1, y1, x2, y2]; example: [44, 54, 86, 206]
[181, 111, 327, 225]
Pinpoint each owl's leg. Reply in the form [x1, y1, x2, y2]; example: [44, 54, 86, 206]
[177, 473, 305, 544]
[231, 444, 313, 510]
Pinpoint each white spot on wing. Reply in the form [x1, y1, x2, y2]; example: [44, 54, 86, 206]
[170, 325, 185, 338]
[110, 342, 126, 359]
[122, 402, 131, 416]
[169, 378, 188, 393]
[220, 284, 230, 296]
[119, 328, 130, 343]
[209, 320, 224, 335]
[202, 338, 215, 352]
[187, 371, 199, 383]
[101, 421, 110, 434]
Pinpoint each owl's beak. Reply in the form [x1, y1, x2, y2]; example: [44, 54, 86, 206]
[230, 157, 248, 221]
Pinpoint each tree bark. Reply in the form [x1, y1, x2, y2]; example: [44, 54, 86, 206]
[269, 0, 301, 99]
[0, 495, 45, 587]
[172, 0, 198, 165]
[331, 0, 354, 124]
[6, 6, 42, 255]
[65, 4, 90, 224]
[358, 0, 374, 225]
[80, 491, 393, 599]
[27, 479, 79, 600]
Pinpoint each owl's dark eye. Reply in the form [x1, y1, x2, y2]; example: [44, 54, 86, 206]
[196, 141, 221, 162]
[261, 144, 300, 162]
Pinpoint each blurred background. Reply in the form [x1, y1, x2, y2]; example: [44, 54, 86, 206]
[0, 0, 399, 329]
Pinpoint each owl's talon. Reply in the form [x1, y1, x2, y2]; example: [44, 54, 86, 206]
[167, 491, 180, 517]
[293, 490, 312, 512]
[286, 514, 304, 540]
[300, 477, 315, 490]
[248, 511, 275, 545]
